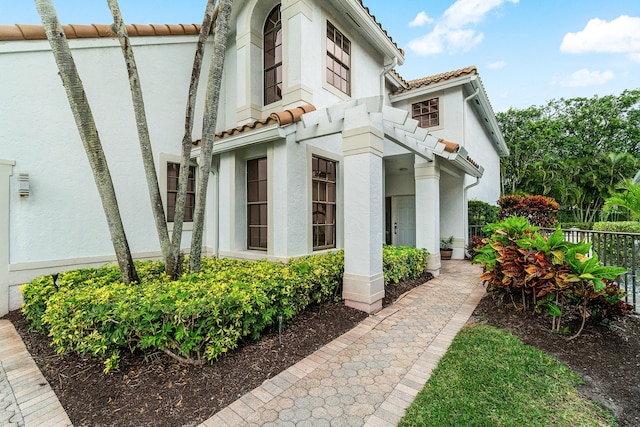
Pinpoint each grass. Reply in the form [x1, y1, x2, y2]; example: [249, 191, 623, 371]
[399, 324, 617, 427]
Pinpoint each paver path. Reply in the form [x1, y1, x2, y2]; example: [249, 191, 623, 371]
[0, 260, 483, 427]
[201, 260, 484, 427]
[0, 320, 72, 427]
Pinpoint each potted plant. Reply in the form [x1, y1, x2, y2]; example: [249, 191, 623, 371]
[440, 236, 454, 260]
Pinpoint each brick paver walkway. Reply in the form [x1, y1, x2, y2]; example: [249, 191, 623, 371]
[0, 320, 72, 427]
[200, 260, 484, 427]
[0, 260, 483, 427]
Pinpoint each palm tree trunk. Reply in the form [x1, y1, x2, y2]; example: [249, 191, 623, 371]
[35, 0, 139, 284]
[168, 0, 218, 278]
[106, 0, 172, 270]
[190, 0, 233, 272]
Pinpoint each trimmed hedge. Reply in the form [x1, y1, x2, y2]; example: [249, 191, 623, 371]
[593, 221, 640, 233]
[23, 252, 344, 372]
[383, 246, 429, 285]
[22, 247, 428, 372]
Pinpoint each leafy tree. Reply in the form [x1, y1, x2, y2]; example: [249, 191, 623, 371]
[497, 90, 640, 222]
[604, 179, 640, 221]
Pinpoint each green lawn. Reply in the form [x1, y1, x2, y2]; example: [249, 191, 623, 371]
[399, 324, 616, 427]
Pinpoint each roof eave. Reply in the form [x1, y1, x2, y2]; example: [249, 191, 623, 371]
[466, 78, 510, 157]
[330, 0, 404, 65]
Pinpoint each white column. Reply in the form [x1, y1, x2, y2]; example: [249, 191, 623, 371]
[342, 124, 385, 313]
[415, 157, 441, 276]
[0, 160, 15, 317]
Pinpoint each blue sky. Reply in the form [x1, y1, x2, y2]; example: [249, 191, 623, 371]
[2, 0, 639, 112]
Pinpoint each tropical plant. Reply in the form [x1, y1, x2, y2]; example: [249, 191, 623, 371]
[604, 179, 640, 221]
[497, 194, 559, 227]
[440, 236, 454, 250]
[472, 217, 629, 338]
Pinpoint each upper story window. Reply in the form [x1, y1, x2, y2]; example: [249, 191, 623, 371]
[264, 5, 282, 105]
[247, 157, 268, 250]
[412, 98, 439, 128]
[326, 21, 351, 95]
[167, 162, 196, 222]
[312, 156, 337, 250]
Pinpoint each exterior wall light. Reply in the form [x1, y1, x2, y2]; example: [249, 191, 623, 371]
[18, 173, 30, 198]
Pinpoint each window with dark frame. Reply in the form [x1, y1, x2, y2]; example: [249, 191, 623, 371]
[166, 162, 196, 222]
[412, 98, 439, 128]
[312, 156, 337, 250]
[247, 157, 268, 251]
[326, 21, 351, 95]
[264, 5, 282, 105]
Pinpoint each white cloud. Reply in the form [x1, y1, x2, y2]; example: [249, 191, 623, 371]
[487, 61, 506, 69]
[551, 69, 615, 87]
[409, 11, 433, 27]
[407, 0, 518, 56]
[560, 15, 640, 57]
[629, 53, 640, 63]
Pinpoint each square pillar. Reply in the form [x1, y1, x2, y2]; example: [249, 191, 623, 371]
[342, 125, 384, 313]
[415, 157, 441, 276]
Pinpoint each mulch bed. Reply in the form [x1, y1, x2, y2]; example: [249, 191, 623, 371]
[1, 273, 431, 427]
[3, 271, 639, 427]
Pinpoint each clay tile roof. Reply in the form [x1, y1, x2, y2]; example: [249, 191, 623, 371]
[438, 138, 460, 153]
[269, 104, 316, 126]
[393, 65, 478, 95]
[215, 104, 316, 141]
[0, 23, 202, 41]
[357, 0, 404, 56]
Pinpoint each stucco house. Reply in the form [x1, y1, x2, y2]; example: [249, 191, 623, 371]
[0, 0, 508, 316]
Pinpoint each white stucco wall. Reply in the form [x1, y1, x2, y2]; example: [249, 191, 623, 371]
[0, 35, 219, 300]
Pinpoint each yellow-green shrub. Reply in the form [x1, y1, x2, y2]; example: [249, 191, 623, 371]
[382, 246, 429, 284]
[22, 253, 344, 372]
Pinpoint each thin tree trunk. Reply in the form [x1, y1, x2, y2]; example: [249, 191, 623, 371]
[35, 0, 139, 284]
[168, 0, 218, 278]
[190, 0, 232, 272]
[106, 0, 171, 270]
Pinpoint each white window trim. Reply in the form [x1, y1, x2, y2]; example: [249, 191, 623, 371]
[159, 152, 196, 232]
[307, 146, 343, 253]
[321, 19, 352, 101]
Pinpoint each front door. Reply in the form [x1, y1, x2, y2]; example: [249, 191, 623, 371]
[392, 195, 416, 247]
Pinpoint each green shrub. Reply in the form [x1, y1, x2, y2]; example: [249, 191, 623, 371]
[382, 246, 429, 284]
[473, 217, 630, 338]
[593, 221, 640, 233]
[22, 247, 428, 372]
[22, 252, 345, 372]
[468, 200, 498, 224]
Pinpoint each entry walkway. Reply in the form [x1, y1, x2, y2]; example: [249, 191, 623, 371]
[0, 260, 484, 426]
[201, 260, 485, 426]
[0, 321, 72, 426]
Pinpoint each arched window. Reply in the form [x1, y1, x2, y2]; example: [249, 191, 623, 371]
[263, 5, 282, 105]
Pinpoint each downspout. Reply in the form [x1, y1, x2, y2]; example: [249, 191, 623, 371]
[463, 81, 480, 258]
[380, 57, 398, 100]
